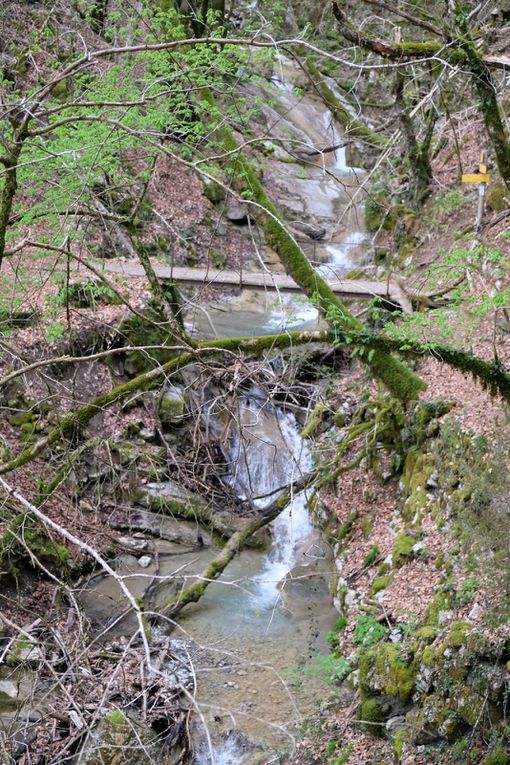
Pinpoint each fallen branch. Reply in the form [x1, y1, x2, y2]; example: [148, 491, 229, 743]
[159, 469, 317, 618]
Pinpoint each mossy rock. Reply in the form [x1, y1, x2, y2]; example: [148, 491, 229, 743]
[59, 279, 122, 308]
[485, 746, 510, 765]
[453, 686, 499, 729]
[360, 643, 416, 701]
[158, 384, 186, 426]
[76, 710, 159, 765]
[359, 698, 386, 734]
[392, 533, 416, 568]
[445, 621, 470, 649]
[370, 574, 392, 595]
[203, 179, 226, 203]
[423, 590, 453, 627]
[415, 625, 437, 643]
[405, 695, 462, 743]
[117, 306, 177, 375]
[486, 180, 510, 213]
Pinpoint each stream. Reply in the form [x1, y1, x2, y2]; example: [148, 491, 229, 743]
[87, 59, 370, 764]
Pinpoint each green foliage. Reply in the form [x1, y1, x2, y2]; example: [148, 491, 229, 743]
[303, 654, 352, 685]
[326, 616, 348, 645]
[353, 614, 387, 648]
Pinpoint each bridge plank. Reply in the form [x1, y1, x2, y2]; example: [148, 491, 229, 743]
[97, 261, 408, 310]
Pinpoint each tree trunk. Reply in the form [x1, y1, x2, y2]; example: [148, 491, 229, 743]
[199, 90, 425, 401]
[394, 72, 434, 206]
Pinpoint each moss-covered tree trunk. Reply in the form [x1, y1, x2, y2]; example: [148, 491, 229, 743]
[0, 125, 27, 270]
[200, 90, 425, 401]
[395, 72, 434, 207]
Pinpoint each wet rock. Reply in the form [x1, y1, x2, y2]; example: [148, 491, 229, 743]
[109, 508, 212, 547]
[137, 555, 152, 568]
[117, 536, 149, 552]
[289, 221, 327, 240]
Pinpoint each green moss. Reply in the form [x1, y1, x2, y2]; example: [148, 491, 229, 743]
[360, 643, 416, 701]
[486, 746, 510, 765]
[421, 645, 436, 668]
[370, 574, 392, 595]
[8, 411, 34, 427]
[454, 687, 489, 727]
[336, 511, 358, 542]
[424, 590, 453, 626]
[362, 545, 380, 568]
[301, 403, 328, 439]
[393, 729, 408, 761]
[203, 178, 225, 203]
[359, 698, 386, 733]
[445, 621, 470, 648]
[392, 533, 416, 567]
[486, 180, 509, 212]
[415, 626, 437, 642]
[105, 710, 125, 726]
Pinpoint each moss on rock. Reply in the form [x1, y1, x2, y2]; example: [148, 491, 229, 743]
[76, 710, 159, 765]
[359, 698, 386, 733]
[360, 643, 416, 701]
[486, 746, 510, 765]
[392, 533, 416, 568]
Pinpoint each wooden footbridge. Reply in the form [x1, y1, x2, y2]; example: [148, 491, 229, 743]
[101, 261, 413, 313]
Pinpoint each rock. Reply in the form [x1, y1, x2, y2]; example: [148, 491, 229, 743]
[17, 644, 43, 665]
[158, 384, 186, 426]
[289, 221, 327, 240]
[109, 508, 212, 547]
[0, 680, 19, 701]
[137, 555, 152, 568]
[139, 427, 156, 442]
[468, 602, 483, 621]
[225, 202, 248, 224]
[117, 536, 149, 552]
[203, 179, 225, 204]
[139, 481, 208, 514]
[75, 710, 159, 765]
[386, 715, 406, 735]
[426, 471, 439, 489]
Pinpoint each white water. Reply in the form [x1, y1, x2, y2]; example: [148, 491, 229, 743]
[228, 396, 313, 607]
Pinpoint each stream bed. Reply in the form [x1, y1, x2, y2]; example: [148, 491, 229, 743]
[83, 59, 371, 764]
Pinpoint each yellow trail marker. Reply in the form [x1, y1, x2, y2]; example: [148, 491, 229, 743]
[461, 172, 490, 183]
[461, 151, 489, 229]
[462, 150, 490, 184]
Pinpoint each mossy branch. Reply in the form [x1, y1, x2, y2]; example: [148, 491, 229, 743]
[0, 331, 331, 476]
[200, 89, 424, 402]
[302, 56, 388, 148]
[159, 470, 317, 617]
[3, 326, 510, 479]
